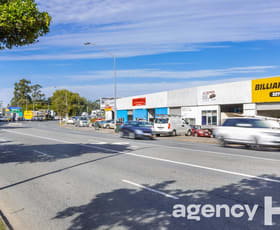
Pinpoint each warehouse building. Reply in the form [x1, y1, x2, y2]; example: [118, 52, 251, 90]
[115, 76, 280, 126]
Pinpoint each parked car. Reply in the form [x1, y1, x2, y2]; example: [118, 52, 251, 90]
[214, 117, 280, 149]
[0, 115, 8, 122]
[103, 120, 115, 129]
[191, 125, 212, 137]
[94, 120, 105, 128]
[119, 121, 153, 139]
[152, 116, 192, 136]
[75, 116, 89, 127]
[67, 116, 77, 125]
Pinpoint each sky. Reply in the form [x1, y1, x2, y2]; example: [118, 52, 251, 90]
[1, 0, 280, 106]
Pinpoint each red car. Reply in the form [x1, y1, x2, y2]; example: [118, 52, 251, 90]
[191, 126, 212, 137]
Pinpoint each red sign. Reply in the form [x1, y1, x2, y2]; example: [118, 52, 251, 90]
[132, 97, 146, 106]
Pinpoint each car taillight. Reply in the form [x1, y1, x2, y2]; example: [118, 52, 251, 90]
[168, 123, 171, 129]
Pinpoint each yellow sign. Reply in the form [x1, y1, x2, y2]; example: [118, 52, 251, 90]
[24, 111, 33, 120]
[104, 106, 112, 111]
[252, 76, 280, 103]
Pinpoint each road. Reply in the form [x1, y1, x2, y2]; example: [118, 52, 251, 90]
[0, 121, 280, 230]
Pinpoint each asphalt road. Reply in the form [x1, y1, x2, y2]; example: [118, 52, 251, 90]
[0, 121, 280, 230]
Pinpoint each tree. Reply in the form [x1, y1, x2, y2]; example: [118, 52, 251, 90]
[31, 83, 45, 110]
[0, 0, 51, 49]
[11, 78, 32, 108]
[51, 90, 88, 118]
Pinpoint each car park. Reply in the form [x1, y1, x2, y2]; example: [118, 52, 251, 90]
[119, 121, 153, 139]
[152, 116, 192, 137]
[214, 117, 280, 149]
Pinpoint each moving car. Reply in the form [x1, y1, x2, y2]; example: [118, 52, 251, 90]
[75, 116, 89, 127]
[152, 116, 192, 136]
[119, 121, 153, 139]
[214, 117, 280, 149]
[192, 125, 212, 137]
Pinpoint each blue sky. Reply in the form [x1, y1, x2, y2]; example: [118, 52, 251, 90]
[1, 0, 280, 106]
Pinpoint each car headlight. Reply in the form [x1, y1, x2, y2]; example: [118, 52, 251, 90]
[135, 129, 143, 134]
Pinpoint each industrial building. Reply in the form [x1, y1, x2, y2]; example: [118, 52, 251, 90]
[113, 76, 280, 126]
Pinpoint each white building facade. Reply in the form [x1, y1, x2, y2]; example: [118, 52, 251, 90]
[116, 76, 280, 125]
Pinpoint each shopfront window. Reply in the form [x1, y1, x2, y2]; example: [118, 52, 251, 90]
[202, 110, 217, 125]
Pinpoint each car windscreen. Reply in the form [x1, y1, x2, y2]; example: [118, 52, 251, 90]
[80, 117, 87, 120]
[154, 118, 168, 124]
[248, 119, 270, 128]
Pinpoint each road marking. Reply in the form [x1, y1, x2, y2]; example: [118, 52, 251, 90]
[33, 150, 52, 158]
[122, 179, 179, 200]
[58, 128, 280, 162]
[5, 129, 280, 184]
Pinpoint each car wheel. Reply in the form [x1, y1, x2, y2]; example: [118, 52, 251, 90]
[156, 134, 160, 137]
[129, 132, 136, 139]
[218, 136, 227, 147]
[194, 132, 198, 137]
[251, 137, 262, 151]
[106, 125, 110, 129]
[186, 130, 192, 136]
[172, 130, 177, 136]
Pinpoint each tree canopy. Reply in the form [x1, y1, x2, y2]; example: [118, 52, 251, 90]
[51, 90, 88, 117]
[0, 0, 51, 49]
[11, 78, 46, 109]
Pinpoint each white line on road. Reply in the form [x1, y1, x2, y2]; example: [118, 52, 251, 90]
[122, 179, 179, 200]
[33, 150, 52, 158]
[5, 129, 280, 184]
[32, 125, 280, 161]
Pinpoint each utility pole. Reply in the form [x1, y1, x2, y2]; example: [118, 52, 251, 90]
[84, 42, 117, 129]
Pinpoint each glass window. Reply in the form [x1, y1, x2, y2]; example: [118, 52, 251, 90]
[202, 110, 217, 125]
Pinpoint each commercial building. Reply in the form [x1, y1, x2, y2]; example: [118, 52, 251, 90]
[116, 76, 280, 126]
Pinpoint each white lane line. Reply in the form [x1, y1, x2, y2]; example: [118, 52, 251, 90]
[122, 179, 179, 200]
[33, 150, 52, 158]
[5, 129, 280, 184]
[125, 152, 280, 184]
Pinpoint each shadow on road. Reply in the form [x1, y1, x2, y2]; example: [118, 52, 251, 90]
[53, 175, 280, 230]
[0, 142, 137, 164]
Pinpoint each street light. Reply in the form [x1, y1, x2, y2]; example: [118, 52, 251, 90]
[84, 42, 117, 128]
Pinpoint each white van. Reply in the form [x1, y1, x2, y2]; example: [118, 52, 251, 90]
[152, 116, 192, 136]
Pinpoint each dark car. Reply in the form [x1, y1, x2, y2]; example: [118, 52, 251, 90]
[119, 121, 153, 139]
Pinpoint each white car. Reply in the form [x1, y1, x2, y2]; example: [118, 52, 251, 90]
[103, 120, 115, 129]
[67, 117, 76, 124]
[152, 116, 192, 136]
[214, 117, 280, 149]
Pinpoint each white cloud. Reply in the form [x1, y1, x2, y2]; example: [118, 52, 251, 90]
[0, 88, 13, 107]
[1, 0, 280, 60]
[67, 65, 276, 81]
[43, 76, 257, 101]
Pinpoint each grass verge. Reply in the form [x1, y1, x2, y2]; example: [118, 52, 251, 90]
[0, 219, 6, 230]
